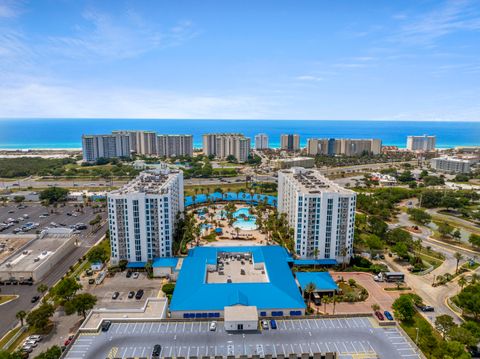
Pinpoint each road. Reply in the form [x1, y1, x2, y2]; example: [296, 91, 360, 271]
[0, 224, 107, 338]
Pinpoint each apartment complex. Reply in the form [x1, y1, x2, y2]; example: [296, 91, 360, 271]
[431, 156, 478, 174]
[255, 133, 269, 150]
[280, 134, 300, 151]
[202, 133, 251, 162]
[278, 167, 356, 262]
[107, 169, 184, 264]
[271, 157, 315, 169]
[83, 131, 193, 162]
[82, 133, 132, 162]
[307, 138, 382, 156]
[406, 135, 436, 152]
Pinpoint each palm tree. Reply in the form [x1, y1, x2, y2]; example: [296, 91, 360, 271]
[304, 282, 316, 310]
[341, 247, 348, 270]
[234, 227, 240, 238]
[332, 294, 338, 315]
[37, 283, 48, 295]
[322, 296, 330, 314]
[454, 252, 463, 274]
[471, 273, 480, 284]
[458, 275, 467, 293]
[313, 248, 319, 270]
[16, 310, 27, 326]
[371, 303, 380, 312]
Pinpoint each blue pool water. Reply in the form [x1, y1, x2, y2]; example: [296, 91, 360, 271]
[232, 207, 258, 231]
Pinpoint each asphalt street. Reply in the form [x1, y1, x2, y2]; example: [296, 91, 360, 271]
[65, 317, 420, 359]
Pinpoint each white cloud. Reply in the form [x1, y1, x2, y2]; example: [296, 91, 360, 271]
[0, 0, 21, 18]
[47, 9, 198, 60]
[295, 75, 323, 82]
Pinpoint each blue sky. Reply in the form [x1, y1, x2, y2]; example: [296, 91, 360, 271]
[0, 0, 479, 120]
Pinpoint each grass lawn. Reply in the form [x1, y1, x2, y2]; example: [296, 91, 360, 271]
[0, 327, 21, 349]
[0, 295, 17, 305]
[415, 252, 444, 269]
[399, 312, 443, 358]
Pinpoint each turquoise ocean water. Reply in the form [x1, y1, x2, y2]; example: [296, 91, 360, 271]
[0, 119, 478, 149]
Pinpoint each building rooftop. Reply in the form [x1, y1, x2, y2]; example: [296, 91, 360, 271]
[280, 167, 355, 195]
[0, 229, 74, 273]
[433, 156, 478, 163]
[109, 169, 181, 196]
[170, 246, 306, 312]
[295, 272, 339, 292]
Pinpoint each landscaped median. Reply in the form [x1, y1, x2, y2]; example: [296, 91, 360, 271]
[0, 295, 18, 306]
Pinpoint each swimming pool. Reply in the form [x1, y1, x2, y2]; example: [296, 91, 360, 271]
[232, 207, 258, 230]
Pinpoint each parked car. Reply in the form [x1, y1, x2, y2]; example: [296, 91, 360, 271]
[112, 291, 120, 300]
[209, 321, 217, 331]
[88, 279, 95, 285]
[374, 311, 384, 320]
[128, 291, 135, 299]
[261, 320, 269, 330]
[64, 338, 72, 346]
[152, 344, 162, 358]
[27, 335, 42, 342]
[384, 311, 394, 321]
[31, 295, 40, 303]
[101, 320, 112, 332]
[420, 305, 434, 312]
[135, 289, 144, 300]
[270, 319, 277, 329]
[132, 272, 139, 279]
[126, 271, 132, 278]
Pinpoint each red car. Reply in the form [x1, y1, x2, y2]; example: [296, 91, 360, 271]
[375, 311, 385, 320]
[64, 339, 72, 346]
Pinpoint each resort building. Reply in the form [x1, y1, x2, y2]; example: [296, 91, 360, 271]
[107, 169, 184, 265]
[82, 133, 132, 162]
[202, 133, 251, 162]
[406, 135, 436, 152]
[307, 138, 382, 156]
[431, 156, 479, 174]
[277, 167, 356, 262]
[169, 246, 306, 322]
[254, 133, 269, 150]
[280, 134, 300, 151]
[156, 135, 193, 158]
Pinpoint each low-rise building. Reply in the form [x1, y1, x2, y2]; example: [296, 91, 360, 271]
[271, 157, 315, 169]
[0, 228, 76, 282]
[431, 156, 479, 173]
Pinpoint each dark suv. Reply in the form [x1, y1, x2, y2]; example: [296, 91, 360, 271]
[101, 321, 112, 332]
[135, 289, 144, 300]
[152, 344, 161, 358]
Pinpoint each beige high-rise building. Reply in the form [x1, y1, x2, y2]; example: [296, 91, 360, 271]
[202, 133, 251, 162]
[307, 138, 382, 156]
[406, 135, 436, 152]
[280, 134, 300, 151]
[82, 133, 132, 162]
[156, 135, 193, 158]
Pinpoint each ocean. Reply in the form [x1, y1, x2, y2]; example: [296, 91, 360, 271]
[0, 119, 478, 150]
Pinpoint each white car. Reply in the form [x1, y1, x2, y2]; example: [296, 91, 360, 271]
[22, 345, 34, 353]
[132, 272, 139, 279]
[261, 320, 269, 330]
[27, 335, 42, 342]
[24, 340, 37, 347]
[209, 321, 217, 331]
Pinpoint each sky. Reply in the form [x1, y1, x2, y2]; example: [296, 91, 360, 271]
[0, 0, 479, 121]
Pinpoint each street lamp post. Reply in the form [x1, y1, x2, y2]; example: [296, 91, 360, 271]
[415, 327, 419, 347]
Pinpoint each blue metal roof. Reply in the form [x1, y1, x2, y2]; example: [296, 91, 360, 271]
[126, 262, 146, 269]
[152, 257, 179, 268]
[170, 246, 306, 312]
[295, 272, 339, 291]
[292, 259, 338, 266]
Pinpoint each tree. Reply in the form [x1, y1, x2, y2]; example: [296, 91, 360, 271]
[453, 229, 462, 241]
[454, 252, 463, 274]
[469, 233, 480, 247]
[64, 293, 97, 319]
[321, 296, 330, 314]
[16, 310, 27, 326]
[392, 295, 416, 322]
[407, 208, 431, 225]
[364, 234, 383, 251]
[454, 283, 480, 319]
[438, 222, 454, 238]
[385, 228, 412, 246]
[458, 275, 467, 291]
[226, 155, 237, 163]
[371, 303, 380, 312]
[392, 242, 409, 259]
[87, 245, 108, 264]
[52, 277, 82, 302]
[13, 195, 25, 203]
[37, 283, 48, 295]
[304, 282, 316, 309]
[448, 326, 477, 346]
[162, 283, 175, 295]
[367, 216, 388, 237]
[34, 345, 62, 359]
[26, 303, 55, 330]
[39, 187, 69, 204]
[435, 314, 456, 339]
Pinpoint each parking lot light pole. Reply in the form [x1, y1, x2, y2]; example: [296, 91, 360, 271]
[415, 327, 419, 347]
[243, 333, 246, 355]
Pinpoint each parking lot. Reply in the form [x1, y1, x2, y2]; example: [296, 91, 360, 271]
[0, 202, 105, 235]
[65, 317, 420, 359]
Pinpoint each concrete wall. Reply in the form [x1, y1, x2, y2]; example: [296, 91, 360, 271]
[224, 319, 258, 331]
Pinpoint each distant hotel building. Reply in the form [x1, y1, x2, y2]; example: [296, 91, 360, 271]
[82, 131, 193, 162]
[82, 133, 132, 162]
[431, 156, 478, 174]
[406, 135, 436, 152]
[307, 138, 382, 156]
[255, 133, 269, 150]
[107, 169, 184, 264]
[280, 134, 300, 151]
[278, 167, 356, 262]
[202, 133, 251, 162]
[271, 157, 315, 169]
